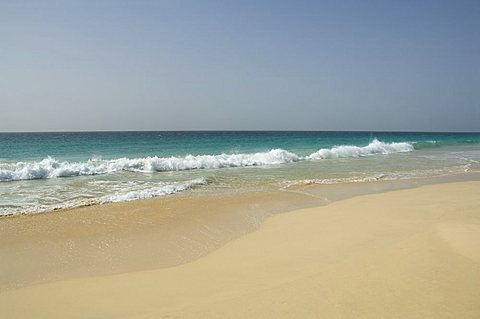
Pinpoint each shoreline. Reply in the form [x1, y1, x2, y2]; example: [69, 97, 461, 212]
[1, 173, 480, 290]
[1, 181, 479, 318]
[2, 170, 479, 219]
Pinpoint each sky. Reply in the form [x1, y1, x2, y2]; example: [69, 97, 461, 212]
[1, 0, 479, 132]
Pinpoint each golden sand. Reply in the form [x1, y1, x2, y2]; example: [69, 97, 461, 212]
[1, 182, 479, 318]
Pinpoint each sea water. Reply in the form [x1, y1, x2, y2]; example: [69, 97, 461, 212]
[1, 131, 479, 216]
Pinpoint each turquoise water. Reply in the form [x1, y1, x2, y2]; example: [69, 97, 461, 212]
[1, 131, 479, 215]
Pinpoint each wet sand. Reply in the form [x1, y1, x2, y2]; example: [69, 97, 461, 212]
[0, 187, 326, 289]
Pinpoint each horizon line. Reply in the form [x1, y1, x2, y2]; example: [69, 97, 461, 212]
[1, 129, 479, 134]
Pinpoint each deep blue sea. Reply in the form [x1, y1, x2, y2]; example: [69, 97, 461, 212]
[1, 131, 479, 216]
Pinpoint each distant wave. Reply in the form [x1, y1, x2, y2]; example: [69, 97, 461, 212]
[0, 139, 414, 182]
[306, 139, 413, 159]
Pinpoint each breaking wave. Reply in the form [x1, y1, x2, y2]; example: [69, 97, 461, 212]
[0, 149, 299, 181]
[0, 139, 414, 182]
[306, 139, 413, 159]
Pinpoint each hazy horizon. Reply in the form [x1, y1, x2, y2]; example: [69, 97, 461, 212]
[1, 1, 479, 132]
[1, 129, 480, 133]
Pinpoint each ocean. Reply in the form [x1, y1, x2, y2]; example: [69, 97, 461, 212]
[1, 131, 479, 216]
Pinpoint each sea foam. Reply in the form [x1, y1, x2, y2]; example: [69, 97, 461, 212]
[0, 178, 208, 216]
[99, 178, 207, 203]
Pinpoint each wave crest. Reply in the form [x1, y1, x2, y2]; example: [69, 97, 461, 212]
[306, 139, 413, 160]
[0, 149, 299, 181]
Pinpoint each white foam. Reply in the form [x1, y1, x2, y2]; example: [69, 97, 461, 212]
[99, 178, 207, 203]
[306, 139, 413, 160]
[283, 175, 389, 188]
[0, 149, 299, 181]
[0, 178, 208, 216]
[112, 148, 300, 172]
[0, 157, 116, 181]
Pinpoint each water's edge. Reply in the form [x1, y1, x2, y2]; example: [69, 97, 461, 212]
[1, 173, 479, 290]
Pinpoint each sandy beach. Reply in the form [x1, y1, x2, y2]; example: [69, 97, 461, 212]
[1, 181, 479, 318]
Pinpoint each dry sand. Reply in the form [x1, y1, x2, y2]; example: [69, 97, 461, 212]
[1, 181, 479, 318]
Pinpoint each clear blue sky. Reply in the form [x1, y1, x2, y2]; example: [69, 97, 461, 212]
[1, 0, 479, 131]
